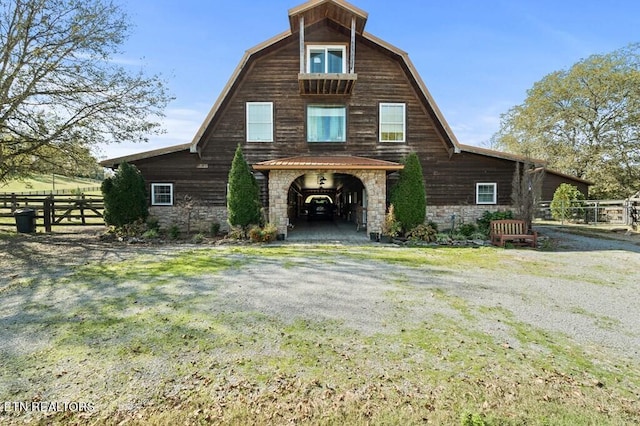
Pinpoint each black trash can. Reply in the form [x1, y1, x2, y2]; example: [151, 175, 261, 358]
[14, 208, 36, 233]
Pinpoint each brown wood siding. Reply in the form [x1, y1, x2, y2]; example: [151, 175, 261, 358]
[542, 173, 589, 200]
[132, 150, 228, 206]
[129, 19, 586, 209]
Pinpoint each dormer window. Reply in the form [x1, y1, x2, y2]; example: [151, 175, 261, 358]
[307, 45, 346, 73]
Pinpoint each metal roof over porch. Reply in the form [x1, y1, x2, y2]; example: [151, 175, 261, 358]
[253, 156, 403, 171]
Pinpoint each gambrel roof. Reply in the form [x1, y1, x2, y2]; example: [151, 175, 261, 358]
[190, 0, 461, 156]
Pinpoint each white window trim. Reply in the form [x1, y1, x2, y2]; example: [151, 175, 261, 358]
[246, 102, 273, 142]
[379, 103, 406, 142]
[306, 104, 347, 143]
[306, 45, 347, 73]
[476, 182, 497, 205]
[151, 183, 174, 206]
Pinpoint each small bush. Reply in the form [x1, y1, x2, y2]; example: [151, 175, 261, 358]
[146, 216, 160, 231]
[191, 233, 205, 244]
[142, 228, 159, 239]
[550, 183, 585, 222]
[227, 226, 246, 240]
[113, 219, 146, 238]
[407, 224, 437, 242]
[457, 223, 477, 237]
[249, 223, 277, 243]
[167, 224, 180, 240]
[381, 204, 401, 237]
[210, 222, 221, 236]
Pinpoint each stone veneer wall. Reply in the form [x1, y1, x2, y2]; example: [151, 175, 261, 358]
[268, 169, 387, 237]
[426, 204, 512, 229]
[149, 205, 229, 233]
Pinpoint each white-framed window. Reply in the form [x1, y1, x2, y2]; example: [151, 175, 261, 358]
[151, 183, 174, 206]
[476, 183, 497, 204]
[246, 102, 273, 142]
[379, 103, 406, 142]
[307, 105, 346, 142]
[306, 45, 346, 73]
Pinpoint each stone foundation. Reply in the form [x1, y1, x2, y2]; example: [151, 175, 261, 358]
[149, 205, 229, 233]
[427, 205, 512, 230]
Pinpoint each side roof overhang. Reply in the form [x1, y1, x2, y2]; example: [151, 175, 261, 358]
[189, 0, 461, 155]
[99, 143, 191, 169]
[459, 143, 593, 186]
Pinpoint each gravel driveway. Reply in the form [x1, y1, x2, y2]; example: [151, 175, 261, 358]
[2, 226, 639, 361]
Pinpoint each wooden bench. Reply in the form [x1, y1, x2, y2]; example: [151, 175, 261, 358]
[490, 219, 538, 248]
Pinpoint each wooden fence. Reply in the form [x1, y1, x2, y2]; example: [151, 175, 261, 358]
[0, 193, 104, 231]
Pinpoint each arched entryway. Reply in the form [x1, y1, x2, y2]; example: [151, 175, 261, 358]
[253, 156, 403, 239]
[285, 172, 368, 239]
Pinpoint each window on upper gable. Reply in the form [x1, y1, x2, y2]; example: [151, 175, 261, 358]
[307, 45, 346, 73]
[246, 102, 273, 142]
[379, 103, 406, 142]
[151, 183, 174, 206]
[476, 183, 497, 205]
[307, 105, 346, 143]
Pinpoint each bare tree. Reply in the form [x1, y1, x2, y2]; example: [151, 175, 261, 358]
[0, 0, 172, 182]
[511, 161, 544, 231]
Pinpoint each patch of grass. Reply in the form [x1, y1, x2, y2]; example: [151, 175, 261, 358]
[74, 249, 243, 281]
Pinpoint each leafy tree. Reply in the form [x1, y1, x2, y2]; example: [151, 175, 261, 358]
[227, 145, 261, 232]
[493, 44, 640, 198]
[0, 0, 172, 183]
[550, 183, 585, 222]
[390, 152, 426, 232]
[101, 162, 148, 227]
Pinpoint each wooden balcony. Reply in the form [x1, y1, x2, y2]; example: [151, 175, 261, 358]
[298, 73, 357, 95]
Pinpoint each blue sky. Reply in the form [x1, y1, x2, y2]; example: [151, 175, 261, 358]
[100, 0, 640, 159]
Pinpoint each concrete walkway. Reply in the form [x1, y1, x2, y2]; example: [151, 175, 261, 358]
[285, 219, 372, 243]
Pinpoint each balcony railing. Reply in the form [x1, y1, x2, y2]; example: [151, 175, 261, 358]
[298, 73, 357, 95]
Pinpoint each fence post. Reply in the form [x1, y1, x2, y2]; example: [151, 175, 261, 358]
[11, 193, 17, 212]
[80, 193, 86, 225]
[44, 196, 52, 232]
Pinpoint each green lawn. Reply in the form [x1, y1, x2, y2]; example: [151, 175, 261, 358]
[0, 174, 102, 193]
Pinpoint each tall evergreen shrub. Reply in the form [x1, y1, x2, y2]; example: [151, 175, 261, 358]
[390, 152, 426, 232]
[227, 145, 262, 230]
[101, 162, 148, 227]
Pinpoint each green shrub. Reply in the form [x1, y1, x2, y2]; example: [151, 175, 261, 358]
[167, 224, 180, 240]
[142, 228, 158, 239]
[390, 152, 426, 232]
[191, 233, 205, 244]
[146, 216, 160, 231]
[476, 210, 514, 235]
[227, 145, 262, 230]
[210, 222, 221, 236]
[550, 183, 585, 222]
[101, 162, 148, 227]
[407, 224, 438, 242]
[457, 223, 477, 237]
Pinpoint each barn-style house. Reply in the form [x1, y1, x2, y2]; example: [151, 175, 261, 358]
[101, 0, 588, 238]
